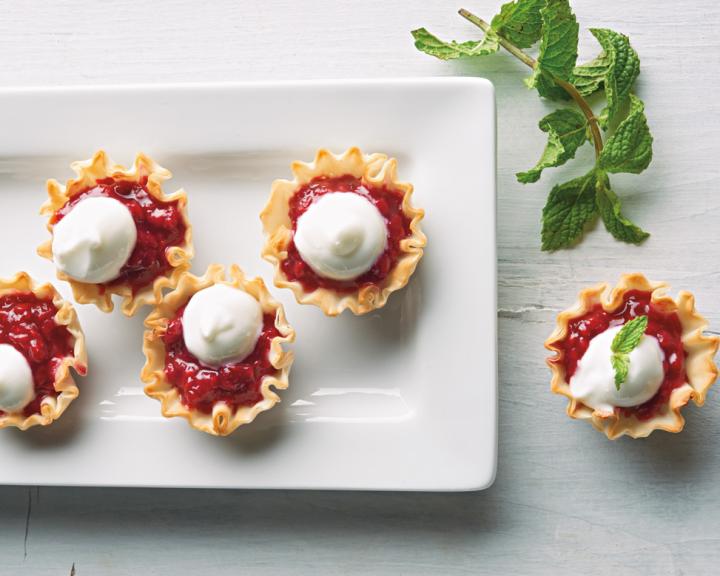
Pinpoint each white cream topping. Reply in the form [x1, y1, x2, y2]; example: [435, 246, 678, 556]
[570, 325, 665, 413]
[0, 344, 35, 413]
[182, 284, 263, 367]
[294, 192, 387, 281]
[52, 196, 137, 284]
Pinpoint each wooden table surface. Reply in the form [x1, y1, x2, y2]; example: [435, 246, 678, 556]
[2, 0, 719, 574]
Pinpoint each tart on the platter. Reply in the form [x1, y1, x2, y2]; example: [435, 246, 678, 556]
[141, 264, 294, 436]
[546, 273, 719, 439]
[260, 147, 426, 316]
[38, 151, 193, 316]
[0, 272, 87, 430]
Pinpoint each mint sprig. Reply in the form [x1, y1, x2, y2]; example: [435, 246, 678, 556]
[610, 315, 648, 389]
[411, 0, 653, 251]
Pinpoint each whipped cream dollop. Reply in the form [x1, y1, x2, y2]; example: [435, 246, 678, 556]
[0, 344, 34, 413]
[570, 325, 665, 412]
[52, 196, 138, 284]
[182, 284, 263, 367]
[294, 192, 388, 281]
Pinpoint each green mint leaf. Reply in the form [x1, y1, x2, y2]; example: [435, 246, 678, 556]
[518, 108, 589, 183]
[529, 74, 572, 101]
[598, 94, 653, 174]
[588, 28, 640, 127]
[572, 52, 611, 97]
[491, 0, 545, 49]
[541, 170, 597, 251]
[537, 0, 579, 79]
[611, 353, 630, 390]
[611, 315, 648, 389]
[410, 28, 499, 60]
[528, 0, 579, 100]
[595, 173, 649, 244]
[611, 315, 649, 354]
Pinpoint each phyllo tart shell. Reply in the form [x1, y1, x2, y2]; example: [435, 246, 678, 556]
[38, 150, 193, 317]
[0, 272, 87, 430]
[141, 264, 295, 436]
[260, 147, 426, 316]
[545, 273, 719, 439]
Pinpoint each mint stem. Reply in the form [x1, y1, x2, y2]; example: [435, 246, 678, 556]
[458, 7, 604, 159]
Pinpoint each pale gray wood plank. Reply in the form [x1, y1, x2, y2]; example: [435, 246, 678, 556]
[1, 0, 719, 574]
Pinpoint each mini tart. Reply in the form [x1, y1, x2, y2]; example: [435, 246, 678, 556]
[38, 150, 193, 316]
[260, 147, 426, 316]
[546, 274, 719, 439]
[0, 272, 87, 430]
[141, 264, 295, 436]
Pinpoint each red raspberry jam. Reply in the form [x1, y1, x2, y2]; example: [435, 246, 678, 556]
[52, 176, 186, 294]
[0, 292, 80, 417]
[559, 290, 686, 420]
[281, 175, 412, 293]
[162, 308, 281, 414]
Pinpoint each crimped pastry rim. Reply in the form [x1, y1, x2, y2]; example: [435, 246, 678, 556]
[38, 150, 194, 317]
[141, 264, 295, 436]
[0, 272, 88, 430]
[545, 273, 719, 439]
[259, 147, 426, 316]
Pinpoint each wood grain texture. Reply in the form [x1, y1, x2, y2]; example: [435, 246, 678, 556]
[1, 0, 720, 574]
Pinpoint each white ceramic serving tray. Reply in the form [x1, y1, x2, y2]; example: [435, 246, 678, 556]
[0, 78, 496, 491]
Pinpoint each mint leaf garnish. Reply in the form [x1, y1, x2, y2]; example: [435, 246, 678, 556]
[518, 108, 589, 183]
[598, 95, 653, 174]
[410, 28, 499, 60]
[527, 0, 579, 100]
[532, 74, 572, 101]
[412, 4, 653, 250]
[595, 172, 649, 243]
[612, 315, 648, 354]
[611, 353, 630, 390]
[610, 315, 648, 389]
[588, 28, 640, 128]
[541, 170, 597, 250]
[491, 0, 545, 49]
[572, 52, 611, 97]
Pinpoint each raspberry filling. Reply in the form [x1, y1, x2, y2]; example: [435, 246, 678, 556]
[52, 176, 186, 294]
[560, 290, 686, 420]
[281, 175, 411, 293]
[162, 307, 281, 414]
[0, 292, 80, 417]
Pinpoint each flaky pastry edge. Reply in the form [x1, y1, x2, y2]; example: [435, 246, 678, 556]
[545, 273, 719, 439]
[0, 272, 88, 430]
[38, 150, 194, 317]
[141, 264, 295, 436]
[259, 147, 426, 316]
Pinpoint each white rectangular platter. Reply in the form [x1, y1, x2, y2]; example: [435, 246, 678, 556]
[0, 78, 496, 491]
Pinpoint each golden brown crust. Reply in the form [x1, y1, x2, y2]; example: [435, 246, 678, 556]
[260, 147, 426, 316]
[141, 264, 295, 436]
[545, 273, 719, 439]
[38, 150, 194, 317]
[0, 272, 87, 430]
